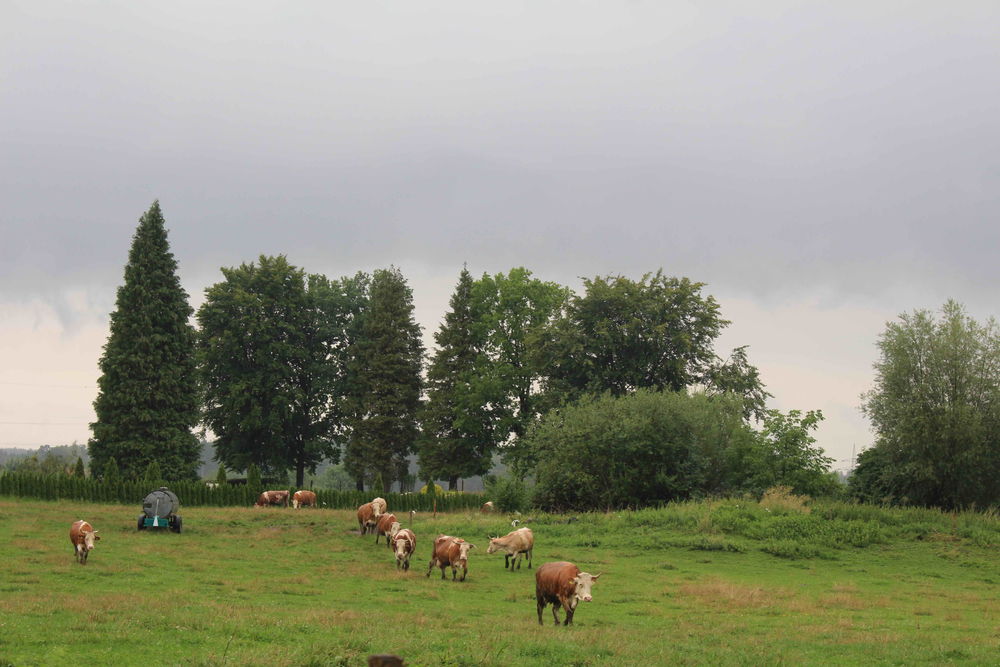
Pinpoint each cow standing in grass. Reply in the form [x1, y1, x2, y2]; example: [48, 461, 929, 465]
[392, 528, 416, 570]
[69, 520, 100, 565]
[375, 513, 399, 546]
[427, 535, 475, 581]
[357, 502, 378, 535]
[487, 527, 534, 570]
[292, 490, 316, 509]
[254, 490, 289, 507]
[535, 561, 601, 626]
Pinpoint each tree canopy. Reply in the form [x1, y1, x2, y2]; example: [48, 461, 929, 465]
[858, 300, 1000, 509]
[197, 255, 352, 485]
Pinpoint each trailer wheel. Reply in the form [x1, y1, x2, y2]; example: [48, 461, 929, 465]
[137, 514, 146, 531]
[171, 515, 182, 533]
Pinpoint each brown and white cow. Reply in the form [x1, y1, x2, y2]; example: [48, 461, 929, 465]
[70, 520, 100, 565]
[535, 561, 601, 626]
[391, 528, 416, 571]
[427, 535, 476, 581]
[357, 502, 378, 535]
[292, 490, 317, 509]
[375, 512, 398, 546]
[486, 527, 533, 570]
[253, 490, 289, 507]
[480, 501, 494, 513]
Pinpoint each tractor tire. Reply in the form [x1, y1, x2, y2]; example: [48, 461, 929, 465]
[137, 514, 146, 531]
[171, 515, 182, 533]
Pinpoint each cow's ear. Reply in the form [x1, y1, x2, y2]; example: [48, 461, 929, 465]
[468, 544, 476, 549]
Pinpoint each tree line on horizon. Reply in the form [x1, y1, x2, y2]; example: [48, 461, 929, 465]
[84, 202, 1000, 511]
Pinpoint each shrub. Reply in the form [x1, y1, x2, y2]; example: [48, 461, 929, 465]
[759, 486, 811, 514]
[486, 475, 530, 513]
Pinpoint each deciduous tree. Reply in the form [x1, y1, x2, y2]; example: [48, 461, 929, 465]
[859, 300, 1000, 508]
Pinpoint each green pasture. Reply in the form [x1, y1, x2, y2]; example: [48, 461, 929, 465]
[0, 497, 998, 666]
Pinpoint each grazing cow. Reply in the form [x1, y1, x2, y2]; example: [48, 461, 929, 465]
[392, 528, 416, 570]
[292, 490, 317, 509]
[427, 535, 476, 581]
[357, 502, 378, 535]
[535, 561, 601, 626]
[69, 520, 100, 565]
[481, 501, 494, 513]
[253, 490, 289, 507]
[375, 513, 398, 546]
[486, 527, 534, 570]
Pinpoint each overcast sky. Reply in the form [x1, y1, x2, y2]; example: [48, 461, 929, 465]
[3, 2, 999, 472]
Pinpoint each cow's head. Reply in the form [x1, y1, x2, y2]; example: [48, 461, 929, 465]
[456, 541, 475, 564]
[486, 537, 501, 554]
[389, 521, 401, 540]
[83, 530, 100, 551]
[572, 571, 601, 603]
[393, 534, 411, 561]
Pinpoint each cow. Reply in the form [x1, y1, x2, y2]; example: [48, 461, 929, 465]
[481, 501, 494, 513]
[370, 496, 387, 517]
[69, 520, 100, 565]
[427, 535, 476, 581]
[535, 561, 601, 626]
[392, 528, 416, 570]
[357, 502, 378, 535]
[375, 513, 398, 546]
[486, 527, 534, 570]
[292, 490, 317, 509]
[253, 490, 289, 507]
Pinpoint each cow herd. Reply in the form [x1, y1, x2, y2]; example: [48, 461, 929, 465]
[352, 495, 602, 625]
[66, 492, 602, 626]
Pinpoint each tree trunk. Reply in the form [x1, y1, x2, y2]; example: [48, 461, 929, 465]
[296, 460, 305, 487]
[448, 475, 459, 491]
[355, 478, 365, 492]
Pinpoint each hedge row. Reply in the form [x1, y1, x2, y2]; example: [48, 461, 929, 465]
[0, 472, 486, 512]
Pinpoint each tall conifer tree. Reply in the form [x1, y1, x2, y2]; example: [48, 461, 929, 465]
[89, 201, 200, 481]
[346, 267, 423, 493]
[418, 267, 495, 489]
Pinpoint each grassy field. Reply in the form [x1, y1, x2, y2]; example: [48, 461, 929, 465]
[0, 496, 998, 666]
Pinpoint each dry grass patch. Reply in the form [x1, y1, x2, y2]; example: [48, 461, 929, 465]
[676, 578, 792, 610]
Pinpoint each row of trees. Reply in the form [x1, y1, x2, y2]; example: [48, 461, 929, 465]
[88, 202, 777, 498]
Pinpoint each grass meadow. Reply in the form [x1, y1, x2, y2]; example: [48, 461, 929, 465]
[0, 495, 998, 666]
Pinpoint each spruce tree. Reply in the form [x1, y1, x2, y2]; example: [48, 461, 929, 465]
[346, 267, 424, 493]
[89, 201, 200, 481]
[418, 267, 495, 489]
[74, 457, 86, 478]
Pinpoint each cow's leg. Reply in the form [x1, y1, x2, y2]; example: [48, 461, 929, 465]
[460, 566, 467, 582]
[551, 603, 561, 626]
[564, 607, 574, 626]
[426, 558, 436, 577]
[536, 595, 545, 625]
[527, 549, 532, 568]
[513, 552, 521, 570]
[504, 553, 510, 569]
[81, 549, 88, 565]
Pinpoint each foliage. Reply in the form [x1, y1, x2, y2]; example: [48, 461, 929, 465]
[419, 267, 497, 489]
[859, 300, 1000, 508]
[419, 483, 444, 495]
[316, 464, 355, 491]
[524, 389, 759, 511]
[198, 256, 358, 486]
[102, 456, 121, 485]
[142, 460, 163, 484]
[73, 457, 86, 478]
[531, 272, 758, 407]
[758, 486, 811, 514]
[470, 267, 568, 443]
[746, 409, 836, 497]
[214, 465, 227, 485]
[345, 267, 424, 493]
[246, 463, 261, 494]
[484, 474, 530, 513]
[89, 201, 200, 481]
